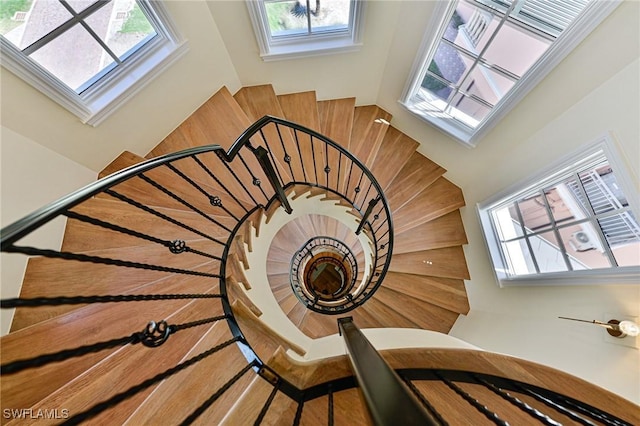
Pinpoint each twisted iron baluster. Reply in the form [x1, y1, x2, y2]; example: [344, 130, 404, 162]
[1, 315, 230, 374]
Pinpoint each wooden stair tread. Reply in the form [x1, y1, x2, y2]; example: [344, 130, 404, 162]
[123, 321, 243, 425]
[226, 252, 251, 290]
[1, 276, 217, 412]
[63, 197, 236, 253]
[297, 305, 379, 339]
[219, 376, 277, 425]
[393, 177, 466, 234]
[382, 272, 469, 315]
[252, 391, 297, 425]
[317, 98, 355, 190]
[393, 210, 468, 254]
[227, 275, 262, 317]
[272, 284, 292, 304]
[411, 380, 495, 426]
[267, 273, 291, 293]
[147, 87, 272, 206]
[12, 256, 217, 331]
[276, 91, 321, 132]
[389, 246, 471, 280]
[233, 84, 286, 121]
[23, 298, 225, 426]
[266, 259, 291, 276]
[373, 286, 459, 334]
[360, 297, 422, 330]
[96, 155, 253, 219]
[99, 150, 145, 178]
[385, 152, 446, 213]
[231, 299, 306, 357]
[278, 293, 300, 317]
[266, 244, 295, 264]
[350, 105, 392, 168]
[369, 126, 419, 191]
[286, 298, 307, 327]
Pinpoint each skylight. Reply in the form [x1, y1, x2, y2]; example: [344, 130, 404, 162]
[401, 0, 621, 147]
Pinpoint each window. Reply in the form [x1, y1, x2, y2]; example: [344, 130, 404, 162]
[246, 0, 365, 61]
[400, 0, 621, 147]
[0, 0, 186, 125]
[478, 135, 640, 286]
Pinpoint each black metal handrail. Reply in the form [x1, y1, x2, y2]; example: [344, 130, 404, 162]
[1, 115, 629, 425]
[290, 236, 360, 312]
[0, 114, 393, 424]
[229, 116, 394, 312]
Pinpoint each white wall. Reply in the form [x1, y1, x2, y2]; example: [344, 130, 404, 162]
[450, 58, 640, 404]
[0, 126, 96, 335]
[0, 1, 241, 172]
[206, 0, 401, 104]
[1, 0, 637, 401]
[366, 1, 640, 403]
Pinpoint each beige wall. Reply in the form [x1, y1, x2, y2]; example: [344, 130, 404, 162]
[368, 2, 640, 402]
[450, 58, 640, 404]
[206, 0, 401, 104]
[0, 1, 242, 172]
[0, 126, 96, 335]
[0, 0, 638, 401]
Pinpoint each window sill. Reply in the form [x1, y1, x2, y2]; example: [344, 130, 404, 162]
[497, 267, 640, 287]
[260, 39, 362, 62]
[83, 39, 189, 126]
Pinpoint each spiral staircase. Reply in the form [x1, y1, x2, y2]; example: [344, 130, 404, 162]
[1, 84, 637, 425]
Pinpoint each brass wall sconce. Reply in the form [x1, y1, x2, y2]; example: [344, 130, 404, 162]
[559, 317, 640, 338]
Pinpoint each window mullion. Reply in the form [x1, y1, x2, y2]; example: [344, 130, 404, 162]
[306, 0, 312, 35]
[78, 21, 122, 65]
[445, 0, 518, 110]
[57, 0, 122, 65]
[540, 189, 574, 271]
[23, 0, 113, 56]
[514, 199, 540, 274]
[572, 169, 617, 265]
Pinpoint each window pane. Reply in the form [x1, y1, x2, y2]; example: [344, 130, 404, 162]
[66, 0, 98, 14]
[544, 177, 589, 224]
[481, 21, 552, 77]
[560, 222, 612, 270]
[310, 0, 349, 33]
[530, 230, 568, 273]
[443, 1, 497, 52]
[448, 92, 491, 127]
[517, 193, 552, 233]
[0, 0, 34, 38]
[264, 0, 307, 37]
[421, 72, 453, 101]
[431, 42, 468, 87]
[579, 161, 627, 215]
[2, 0, 71, 49]
[502, 239, 536, 275]
[598, 213, 640, 267]
[492, 203, 524, 241]
[85, 0, 156, 59]
[29, 22, 115, 91]
[459, 62, 516, 106]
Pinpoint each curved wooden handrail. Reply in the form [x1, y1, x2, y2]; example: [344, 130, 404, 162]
[267, 346, 639, 424]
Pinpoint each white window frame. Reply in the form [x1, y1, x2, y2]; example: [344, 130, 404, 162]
[399, 0, 621, 148]
[246, 0, 365, 61]
[477, 133, 640, 287]
[0, 1, 188, 126]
